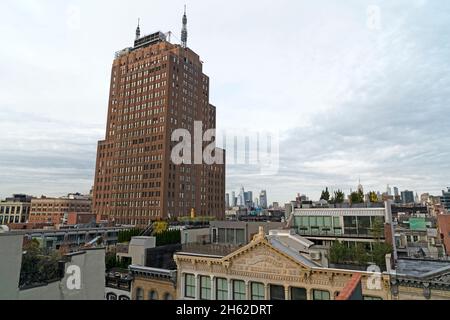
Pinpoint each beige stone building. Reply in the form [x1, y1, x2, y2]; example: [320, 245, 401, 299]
[0, 194, 31, 225]
[130, 265, 177, 300]
[174, 228, 391, 300]
[389, 259, 450, 300]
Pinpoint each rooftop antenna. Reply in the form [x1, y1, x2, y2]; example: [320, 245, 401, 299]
[181, 5, 188, 48]
[136, 18, 141, 40]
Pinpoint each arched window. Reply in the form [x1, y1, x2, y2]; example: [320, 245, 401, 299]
[136, 287, 144, 300]
[106, 293, 118, 300]
[164, 293, 173, 300]
[149, 290, 159, 300]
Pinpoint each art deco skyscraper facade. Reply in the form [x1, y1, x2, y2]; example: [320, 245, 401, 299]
[93, 17, 225, 227]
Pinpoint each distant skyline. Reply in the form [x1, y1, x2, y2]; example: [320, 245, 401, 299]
[1, 0, 450, 204]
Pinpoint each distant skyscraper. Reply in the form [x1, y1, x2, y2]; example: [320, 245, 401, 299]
[239, 187, 245, 207]
[245, 191, 253, 208]
[387, 185, 392, 196]
[260, 190, 268, 209]
[225, 193, 230, 209]
[441, 188, 450, 211]
[255, 198, 259, 208]
[401, 190, 415, 204]
[231, 192, 237, 207]
[357, 179, 364, 194]
[394, 187, 399, 197]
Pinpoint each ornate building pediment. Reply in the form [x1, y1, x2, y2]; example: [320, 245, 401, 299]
[222, 239, 310, 276]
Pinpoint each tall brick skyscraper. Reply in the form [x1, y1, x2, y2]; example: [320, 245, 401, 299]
[93, 14, 225, 226]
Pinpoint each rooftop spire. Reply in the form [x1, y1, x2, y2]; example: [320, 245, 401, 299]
[136, 18, 141, 40]
[181, 5, 188, 48]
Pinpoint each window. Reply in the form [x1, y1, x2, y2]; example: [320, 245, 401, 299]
[233, 280, 246, 300]
[291, 287, 307, 300]
[136, 287, 144, 300]
[357, 216, 371, 235]
[344, 216, 358, 235]
[313, 290, 330, 300]
[236, 229, 245, 245]
[148, 290, 158, 300]
[212, 228, 218, 243]
[324, 216, 332, 228]
[107, 293, 118, 300]
[251, 282, 265, 300]
[218, 229, 226, 243]
[227, 229, 235, 244]
[164, 293, 173, 300]
[317, 216, 324, 227]
[216, 278, 228, 300]
[200, 276, 211, 300]
[270, 285, 285, 300]
[185, 274, 196, 298]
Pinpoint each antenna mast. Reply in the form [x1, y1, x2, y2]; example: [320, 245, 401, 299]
[181, 5, 188, 48]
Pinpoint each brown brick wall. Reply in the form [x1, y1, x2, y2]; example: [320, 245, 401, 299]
[93, 38, 225, 227]
[437, 214, 450, 255]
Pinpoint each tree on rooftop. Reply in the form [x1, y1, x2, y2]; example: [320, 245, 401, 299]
[334, 190, 345, 204]
[350, 190, 364, 204]
[320, 188, 330, 202]
[369, 191, 378, 203]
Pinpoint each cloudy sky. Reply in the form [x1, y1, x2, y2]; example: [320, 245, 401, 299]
[0, 0, 449, 204]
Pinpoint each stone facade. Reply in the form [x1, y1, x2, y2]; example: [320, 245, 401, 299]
[131, 272, 177, 300]
[174, 232, 391, 300]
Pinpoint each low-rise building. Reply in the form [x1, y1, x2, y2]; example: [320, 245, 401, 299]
[116, 236, 156, 266]
[437, 214, 450, 256]
[180, 227, 210, 245]
[29, 193, 91, 225]
[390, 258, 450, 300]
[174, 227, 391, 300]
[130, 266, 177, 300]
[0, 194, 32, 225]
[0, 232, 105, 300]
[67, 212, 97, 226]
[23, 226, 128, 250]
[210, 221, 284, 246]
[292, 203, 392, 249]
[394, 216, 444, 259]
[105, 269, 132, 300]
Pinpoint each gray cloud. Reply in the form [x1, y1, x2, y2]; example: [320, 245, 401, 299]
[0, 0, 449, 204]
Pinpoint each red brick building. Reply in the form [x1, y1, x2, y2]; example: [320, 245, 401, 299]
[437, 214, 450, 256]
[92, 16, 225, 227]
[67, 212, 97, 226]
[29, 194, 92, 225]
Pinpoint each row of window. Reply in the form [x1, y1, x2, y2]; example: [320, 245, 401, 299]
[185, 275, 331, 300]
[135, 288, 173, 300]
[0, 216, 27, 224]
[294, 216, 385, 237]
[184, 275, 383, 301]
[0, 206, 29, 214]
